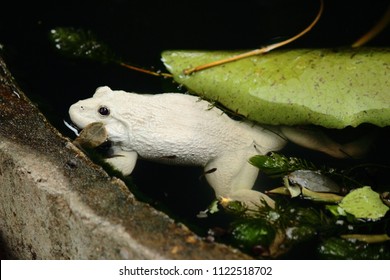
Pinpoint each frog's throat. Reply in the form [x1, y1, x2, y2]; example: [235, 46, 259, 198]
[106, 115, 133, 145]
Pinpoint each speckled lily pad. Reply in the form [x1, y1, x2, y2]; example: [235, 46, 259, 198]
[162, 48, 390, 128]
[339, 186, 389, 220]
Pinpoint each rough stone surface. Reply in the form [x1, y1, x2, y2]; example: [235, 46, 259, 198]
[0, 57, 250, 259]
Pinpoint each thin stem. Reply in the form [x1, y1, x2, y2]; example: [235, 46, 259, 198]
[352, 3, 390, 47]
[119, 62, 172, 78]
[184, 0, 324, 75]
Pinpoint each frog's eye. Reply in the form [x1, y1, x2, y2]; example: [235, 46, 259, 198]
[98, 106, 110, 116]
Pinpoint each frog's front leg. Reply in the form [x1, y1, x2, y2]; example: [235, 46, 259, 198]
[105, 146, 138, 175]
[204, 143, 275, 209]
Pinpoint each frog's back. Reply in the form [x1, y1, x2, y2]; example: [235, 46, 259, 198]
[108, 91, 283, 165]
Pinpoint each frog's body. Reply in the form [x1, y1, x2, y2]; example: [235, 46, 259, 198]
[69, 86, 367, 208]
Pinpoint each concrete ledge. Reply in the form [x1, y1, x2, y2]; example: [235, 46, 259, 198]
[0, 57, 250, 259]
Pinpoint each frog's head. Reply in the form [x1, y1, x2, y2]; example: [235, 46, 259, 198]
[69, 86, 128, 143]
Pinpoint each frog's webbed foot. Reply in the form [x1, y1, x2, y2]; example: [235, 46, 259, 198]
[105, 146, 138, 175]
[221, 190, 275, 210]
[204, 143, 275, 209]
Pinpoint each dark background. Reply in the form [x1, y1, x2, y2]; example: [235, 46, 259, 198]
[1, 0, 389, 237]
[1, 1, 389, 118]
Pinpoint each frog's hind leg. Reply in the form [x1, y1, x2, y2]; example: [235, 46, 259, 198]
[280, 126, 374, 159]
[204, 143, 275, 209]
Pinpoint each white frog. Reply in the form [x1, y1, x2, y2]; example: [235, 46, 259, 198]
[69, 86, 368, 208]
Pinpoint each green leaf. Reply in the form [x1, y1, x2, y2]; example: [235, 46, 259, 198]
[325, 205, 347, 217]
[318, 237, 390, 259]
[339, 186, 389, 220]
[231, 219, 275, 248]
[249, 153, 315, 177]
[300, 187, 343, 203]
[162, 48, 390, 128]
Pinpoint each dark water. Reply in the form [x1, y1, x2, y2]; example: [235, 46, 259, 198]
[1, 0, 390, 257]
